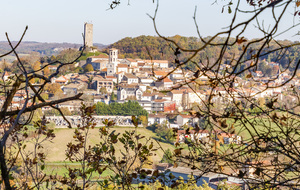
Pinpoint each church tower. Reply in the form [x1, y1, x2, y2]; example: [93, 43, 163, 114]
[84, 23, 93, 48]
[107, 48, 118, 76]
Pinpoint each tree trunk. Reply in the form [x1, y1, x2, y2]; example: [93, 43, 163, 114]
[0, 144, 12, 190]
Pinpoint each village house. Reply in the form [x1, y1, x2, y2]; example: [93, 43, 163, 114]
[86, 54, 109, 64]
[137, 100, 152, 113]
[48, 65, 57, 72]
[141, 93, 153, 101]
[144, 60, 169, 68]
[52, 75, 68, 85]
[176, 114, 199, 127]
[151, 99, 176, 113]
[93, 94, 110, 104]
[91, 77, 114, 94]
[177, 130, 210, 143]
[154, 78, 174, 90]
[57, 100, 82, 112]
[91, 59, 108, 71]
[151, 99, 165, 112]
[128, 66, 139, 73]
[219, 132, 242, 144]
[139, 77, 155, 86]
[2, 71, 10, 81]
[116, 63, 129, 73]
[62, 83, 84, 95]
[117, 83, 143, 101]
[105, 75, 117, 84]
[168, 90, 183, 107]
[148, 114, 168, 125]
[116, 71, 125, 84]
[153, 70, 169, 78]
[121, 73, 139, 84]
[120, 58, 138, 67]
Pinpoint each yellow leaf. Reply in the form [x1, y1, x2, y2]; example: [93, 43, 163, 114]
[218, 134, 224, 144]
[296, 1, 300, 7]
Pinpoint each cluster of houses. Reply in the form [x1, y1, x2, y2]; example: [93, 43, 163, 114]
[0, 48, 299, 133]
[50, 48, 299, 114]
[176, 129, 242, 145]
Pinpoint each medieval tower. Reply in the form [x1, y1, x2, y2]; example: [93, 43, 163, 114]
[107, 48, 118, 76]
[84, 23, 93, 48]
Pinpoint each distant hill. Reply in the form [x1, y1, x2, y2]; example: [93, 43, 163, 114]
[105, 35, 227, 70]
[0, 41, 107, 57]
[106, 35, 300, 72]
[106, 35, 191, 61]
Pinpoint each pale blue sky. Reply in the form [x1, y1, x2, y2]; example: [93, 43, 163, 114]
[0, 0, 299, 45]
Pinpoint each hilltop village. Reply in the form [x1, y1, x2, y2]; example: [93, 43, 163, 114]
[2, 46, 299, 129]
[0, 24, 299, 148]
[0, 23, 300, 188]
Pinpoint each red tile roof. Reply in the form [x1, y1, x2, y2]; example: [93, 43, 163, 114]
[90, 54, 109, 59]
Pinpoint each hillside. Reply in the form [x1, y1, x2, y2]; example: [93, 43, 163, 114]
[107, 35, 300, 72]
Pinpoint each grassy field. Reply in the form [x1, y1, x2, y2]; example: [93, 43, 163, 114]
[33, 127, 174, 164]
[44, 162, 114, 178]
[227, 116, 294, 140]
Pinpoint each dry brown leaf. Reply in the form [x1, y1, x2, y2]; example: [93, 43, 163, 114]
[237, 37, 247, 44]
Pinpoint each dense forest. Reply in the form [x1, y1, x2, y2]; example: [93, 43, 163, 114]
[106, 35, 300, 72]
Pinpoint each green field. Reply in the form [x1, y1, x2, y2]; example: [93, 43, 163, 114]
[44, 162, 114, 178]
[31, 127, 174, 164]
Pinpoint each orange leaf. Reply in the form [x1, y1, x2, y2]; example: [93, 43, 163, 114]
[246, 73, 252, 78]
[237, 37, 247, 44]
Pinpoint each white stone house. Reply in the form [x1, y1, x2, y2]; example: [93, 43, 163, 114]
[168, 90, 183, 107]
[148, 114, 168, 125]
[117, 84, 143, 100]
[138, 100, 152, 113]
[176, 114, 199, 127]
[155, 78, 174, 90]
[141, 93, 153, 101]
[122, 73, 139, 84]
[140, 77, 155, 86]
[116, 72, 125, 84]
[144, 60, 169, 68]
[52, 75, 68, 85]
[117, 64, 129, 73]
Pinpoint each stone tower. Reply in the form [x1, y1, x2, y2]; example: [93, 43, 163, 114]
[107, 48, 118, 76]
[84, 23, 93, 48]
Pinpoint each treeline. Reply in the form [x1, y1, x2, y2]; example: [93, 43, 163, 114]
[95, 101, 148, 117]
[106, 35, 300, 73]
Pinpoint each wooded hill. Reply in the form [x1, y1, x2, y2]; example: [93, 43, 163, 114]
[106, 35, 300, 72]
